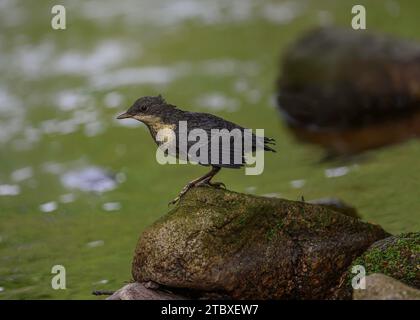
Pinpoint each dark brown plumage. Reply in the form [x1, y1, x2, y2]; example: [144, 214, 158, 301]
[117, 95, 275, 204]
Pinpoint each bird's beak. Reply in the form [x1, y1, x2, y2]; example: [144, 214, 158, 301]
[116, 112, 133, 119]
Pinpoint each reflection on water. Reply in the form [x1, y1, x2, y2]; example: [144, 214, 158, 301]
[60, 167, 121, 193]
[55, 41, 131, 76]
[102, 202, 121, 212]
[0, 184, 20, 196]
[290, 179, 305, 189]
[77, 0, 303, 26]
[11, 167, 33, 182]
[103, 92, 124, 109]
[324, 166, 350, 178]
[195, 92, 239, 112]
[93, 279, 109, 285]
[59, 193, 76, 203]
[86, 240, 105, 248]
[324, 165, 359, 178]
[0, 0, 269, 156]
[0, 88, 24, 144]
[39, 201, 58, 213]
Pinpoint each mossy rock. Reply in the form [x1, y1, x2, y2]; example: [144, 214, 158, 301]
[350, 233, 420, 289]
[132, 187, 389, 299]
[308, 197, 359, 219]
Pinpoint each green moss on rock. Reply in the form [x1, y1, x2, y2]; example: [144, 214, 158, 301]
[350, 233, 419, 289]
[132, 187, 389, 299]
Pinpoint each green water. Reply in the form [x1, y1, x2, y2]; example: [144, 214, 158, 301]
[0, 0, 419, 299]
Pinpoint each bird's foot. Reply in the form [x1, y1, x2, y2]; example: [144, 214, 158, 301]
[196, 179, 226, 189]
[207, 181, 226, 189]
[168, 179, 227, 206]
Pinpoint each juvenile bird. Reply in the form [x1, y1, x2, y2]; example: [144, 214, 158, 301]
[117, 95, 275, 204]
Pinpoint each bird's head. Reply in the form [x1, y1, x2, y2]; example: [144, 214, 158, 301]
[117, 95, 176, 125]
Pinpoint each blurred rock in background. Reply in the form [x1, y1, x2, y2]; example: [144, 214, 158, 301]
[277, 27, 420, 155]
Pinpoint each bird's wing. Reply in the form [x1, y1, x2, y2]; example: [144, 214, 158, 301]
[184, 112, 272, 167]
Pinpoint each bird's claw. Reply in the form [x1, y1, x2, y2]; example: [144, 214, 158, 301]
[208, 181, 226, 189]
[196, 178, 226, 189]
[168, 176, 227, 206]
[168, 197, 180, 206]
[168, 182, 195, 206]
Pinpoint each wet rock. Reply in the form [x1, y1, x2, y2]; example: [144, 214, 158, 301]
[308, 197, 359, 219]
[106, 282, 187, 300]
[350, 233, 419, 289]
[353, 273, 420, 300]
[132, 187, 389, 299]
[277, 27, 420, 155]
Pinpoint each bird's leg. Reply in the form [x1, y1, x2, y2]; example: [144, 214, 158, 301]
[169, 167, 223, 205]
[196, 166, 225, 189]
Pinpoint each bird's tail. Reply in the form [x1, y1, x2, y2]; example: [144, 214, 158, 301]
[254, 136, 276, 152]
[264, 137, 276, 152]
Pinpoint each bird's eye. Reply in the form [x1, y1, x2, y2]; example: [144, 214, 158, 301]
[140, 105, 148, 112]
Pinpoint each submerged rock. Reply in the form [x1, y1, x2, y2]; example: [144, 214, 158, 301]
[277, 27, 420, 155]
[106, 282, 187, 300]
[353, 273, 420, 300]
[350, 233, 419, 289]
[132, 187, 388, 299]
